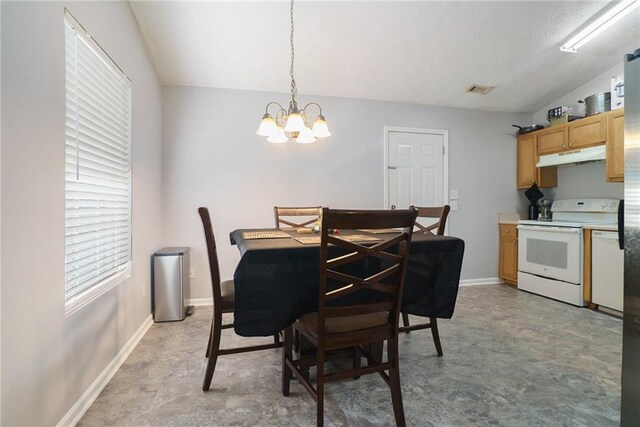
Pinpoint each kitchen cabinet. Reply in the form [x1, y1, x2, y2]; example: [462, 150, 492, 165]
[514, 109, 624, 188]
[534, 113, 607, 156]
[499, 224, 518, 286]
[517, 133, 557, 189]
[537, 126, 568, 155]
[606, 108, 625, 182]
[569, 113, 608, 149]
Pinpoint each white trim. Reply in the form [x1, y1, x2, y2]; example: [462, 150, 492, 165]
[65, 263, 132, 317]
[188, 297, 213, 306]
[459, 277, 502, 286]
[56, 314, 153, 427]
[383, 126, 450, 212]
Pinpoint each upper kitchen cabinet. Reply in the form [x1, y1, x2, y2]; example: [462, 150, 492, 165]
[607, 108, 625, 182]
[569, 113, 608, 149]
[537, 126, 568, 155]
[535, 113, 608, 156]
[517, 133, 557, 189]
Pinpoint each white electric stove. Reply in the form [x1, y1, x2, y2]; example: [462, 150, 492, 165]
[517, 198, 619, 306]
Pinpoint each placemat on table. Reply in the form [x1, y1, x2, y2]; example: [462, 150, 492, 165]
[294, 234, 382, 245]
[242, 230, 291, 240]
[360, 228, 402, 234]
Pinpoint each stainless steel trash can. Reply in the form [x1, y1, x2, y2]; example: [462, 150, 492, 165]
[152, 247, 192, 322]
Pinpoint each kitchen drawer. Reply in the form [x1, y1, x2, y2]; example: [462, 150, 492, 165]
[569, 114, 607, 149]
[500, 223, 517, 239]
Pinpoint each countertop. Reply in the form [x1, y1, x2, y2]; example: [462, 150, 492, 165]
[583, 224, 618, 232]
[498, 220, 618, 231]
[497, 212, 525, 225]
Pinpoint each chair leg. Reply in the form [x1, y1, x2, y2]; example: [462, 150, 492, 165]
[294, 329, 300, 354]
[371, 340, 384, 364]
[387, 337, 406, 427]
[401, 313, 410, 329]
[316, 345, 325, 427]
[282, 326, 293, 396]
[353, 345, 361, 379]
[431, 317, 443, 357]
[202, 314, 222, 391]
[205, 320, 213, 358]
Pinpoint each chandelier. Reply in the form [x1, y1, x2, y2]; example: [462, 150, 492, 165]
[257, 0, 331, 144]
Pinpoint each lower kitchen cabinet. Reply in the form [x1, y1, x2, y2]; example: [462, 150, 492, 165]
[499, 224, 518, 285]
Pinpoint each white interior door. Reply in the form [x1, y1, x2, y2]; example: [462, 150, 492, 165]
[385, 127, 448, 210]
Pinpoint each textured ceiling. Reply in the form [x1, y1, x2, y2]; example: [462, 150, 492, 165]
[129, 1, 640, 113]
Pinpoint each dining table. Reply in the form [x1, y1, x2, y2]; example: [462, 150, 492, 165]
[229, 228, 465, 337]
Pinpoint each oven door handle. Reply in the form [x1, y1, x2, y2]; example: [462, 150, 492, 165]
[517, 225, 581, 234]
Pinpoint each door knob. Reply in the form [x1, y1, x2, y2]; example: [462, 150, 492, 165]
[391, 205, 396, 210]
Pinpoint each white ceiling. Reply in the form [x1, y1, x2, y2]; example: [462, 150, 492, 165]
[129, 1, 640, 113]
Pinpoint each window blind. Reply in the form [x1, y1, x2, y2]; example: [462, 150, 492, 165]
[65, 14, 132, 303]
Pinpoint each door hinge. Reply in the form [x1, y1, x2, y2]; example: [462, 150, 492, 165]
[388, 166, 397, 170]
[442, 146, 445, 155]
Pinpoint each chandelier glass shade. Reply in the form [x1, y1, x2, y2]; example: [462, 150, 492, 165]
[257, 0, 330, 144]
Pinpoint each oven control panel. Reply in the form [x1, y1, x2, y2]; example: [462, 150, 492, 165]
[552, 199, 619, 213]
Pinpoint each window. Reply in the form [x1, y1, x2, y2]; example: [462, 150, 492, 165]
[64, 11, 132, 316]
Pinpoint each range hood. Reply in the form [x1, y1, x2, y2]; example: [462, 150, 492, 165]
[537, 145, 606, 167]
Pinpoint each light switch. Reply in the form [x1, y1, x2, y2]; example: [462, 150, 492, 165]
[450, 190, 459, 200]
[450, 200, 459, 211]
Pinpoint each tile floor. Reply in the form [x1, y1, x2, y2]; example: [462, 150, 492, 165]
[79, 285, 622, 426]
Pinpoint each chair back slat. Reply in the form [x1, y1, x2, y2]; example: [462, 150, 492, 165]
[325, 301, 394, 318]
[410, 205, 451, 236]
[198, 207, 223, 311]
[318, 208, 417, 337]
[274, 206, 322, 229]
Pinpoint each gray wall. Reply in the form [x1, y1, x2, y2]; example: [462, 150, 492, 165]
[533, 63, 624, 201]
[1, 1, 162, 425]
[162, 86, 530, 299]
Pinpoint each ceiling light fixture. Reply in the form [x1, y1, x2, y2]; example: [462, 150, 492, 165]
[560, 0, 640, 53]
[257, 0, 330, 144]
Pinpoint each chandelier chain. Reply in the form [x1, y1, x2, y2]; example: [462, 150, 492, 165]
[289, 0, 297, 104]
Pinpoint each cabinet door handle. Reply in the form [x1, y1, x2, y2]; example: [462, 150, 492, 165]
[562, 144, 567, 148]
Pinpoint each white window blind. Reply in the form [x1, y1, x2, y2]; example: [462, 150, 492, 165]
[65, 12, 132, 310]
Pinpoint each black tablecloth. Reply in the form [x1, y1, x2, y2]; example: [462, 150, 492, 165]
[230, 229, 465, 337]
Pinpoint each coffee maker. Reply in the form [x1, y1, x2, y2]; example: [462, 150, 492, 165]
[524, 183, 544, 220]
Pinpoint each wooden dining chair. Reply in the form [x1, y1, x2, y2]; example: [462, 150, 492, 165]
[282, 208, 417, 426]
[274, 206, 322, 229]
[400, 205, 451, 356]
[198, 207, 282, 391]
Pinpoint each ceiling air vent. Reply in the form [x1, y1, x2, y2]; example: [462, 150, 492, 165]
[466, 84, 494, 95]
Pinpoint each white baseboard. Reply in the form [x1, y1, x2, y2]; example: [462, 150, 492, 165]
[188, 297, 213, 306]
[57, 314, 153, 427]
[189, 279, 499, 308]
[459, 277, 502, 286]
